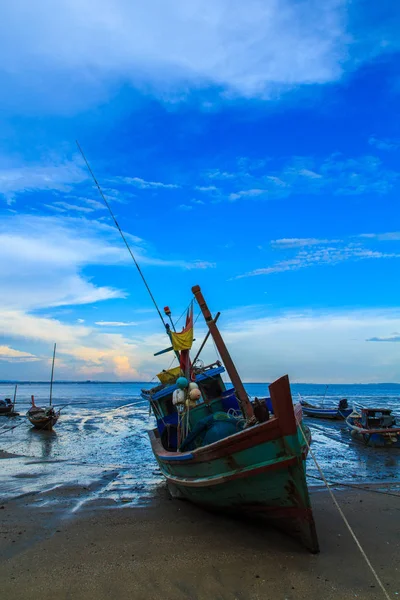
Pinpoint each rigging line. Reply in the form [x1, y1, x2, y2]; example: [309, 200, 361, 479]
[75, 140, 166, 329]
[299, 422, 392, 600]
[0, 421, 26, 437]
[174, 300, 192, 328]
[307, 474, 400, 499]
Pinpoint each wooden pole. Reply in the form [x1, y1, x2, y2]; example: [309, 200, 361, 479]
[13, 384, 17, 410]
[322, 384, 328, 408]
[49, 343, 56, 406]
[192, 312, 220, 365]
[192, 286, 254, 420]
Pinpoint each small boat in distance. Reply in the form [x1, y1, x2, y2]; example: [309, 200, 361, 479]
[0, 385, 20, 417]
[0, 397, 13, 416]
[346, 408, 400, 447]
[26, 344, 60, 431]
[143, 286, 319, 553]
[300, 398, 352, 420]
[27, 395, 60, 430]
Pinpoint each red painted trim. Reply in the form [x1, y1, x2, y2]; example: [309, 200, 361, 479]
[269, 375, 297, 436]
[152, 417, 284, 464]
[351, 426, 400, 435]
[164, 455, 299, 488]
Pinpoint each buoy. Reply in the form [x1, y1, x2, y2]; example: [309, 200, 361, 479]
[176, 377, 189, 390]
[189, 388, 201, 402]
[188, 382, 199, 391]
[172, 389, 185, 405]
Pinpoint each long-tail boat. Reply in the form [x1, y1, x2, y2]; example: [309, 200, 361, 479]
[346, 408, 400, 447]
[0, 398, 13, 416]
[142, 286, 319, 552]
[26, 344, 60, 431]
[300, 398, 352, 420]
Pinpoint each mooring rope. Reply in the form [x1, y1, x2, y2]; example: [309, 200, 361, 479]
[299, 421, 392, 600]
[307, 474, 400, 499]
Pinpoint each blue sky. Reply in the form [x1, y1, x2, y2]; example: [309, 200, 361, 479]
[1, 0, 400, 382]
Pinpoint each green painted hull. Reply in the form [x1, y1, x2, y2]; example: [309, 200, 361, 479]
[149, 395, 319, 552]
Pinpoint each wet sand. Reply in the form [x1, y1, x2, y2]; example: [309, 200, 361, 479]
[1, 483, 399, 600]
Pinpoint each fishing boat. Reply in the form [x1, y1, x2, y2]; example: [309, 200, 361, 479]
[26, 344, 60, 431]
[142, 286, 319, 553]
[0, 385, 19, 416]
[76, 146, 319, 552]
[346, 408, 400, 447]
[0, 398, 13, 416]
[27, 397, 60, 430]
[300, 398, 352, 420]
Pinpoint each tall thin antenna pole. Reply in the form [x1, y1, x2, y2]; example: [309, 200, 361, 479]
[49, 343, 56, 407]
[322, 384, 329, 408]
[76, 141, 166, 329]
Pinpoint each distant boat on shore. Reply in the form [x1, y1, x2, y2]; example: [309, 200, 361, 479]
[0, 398, 13, 416]
[300, 398, 353, 420]
[346, 408, 400, 447]
[26, 344, 60, 431]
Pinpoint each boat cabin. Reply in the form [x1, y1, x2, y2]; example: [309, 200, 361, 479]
[361, 408, 396, 429]
[142, 362, 272, 452]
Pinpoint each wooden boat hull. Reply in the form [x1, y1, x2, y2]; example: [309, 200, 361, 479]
[346, 417, 400, 448]
[27, 414, 59, 431]
[149, 379, 319, 553]
[0, 405, 13, 416]
[300, 402, 352, 420]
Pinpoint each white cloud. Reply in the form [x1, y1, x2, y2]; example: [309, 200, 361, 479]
[0, 159, 87, 204]
[0, 213, 215, 311]
[368, 136, 399, 151]
[204, 153, 398, 201]
[219, 308, 400, 383]
[235, 244, 400, 278]
[4, 301, 400, 382]
[229, 189, 266, 201]
[358, 232, 400, 241]
[0, 0, 350, 110]
[195, 186, 218, 192]
[0, 345, 39, 362]
[271, 237, 340, 248]
[52, 201, 94, 213]
[177, 204, 193, 211]
[120, 176, 179, 190]
[367, 334, 400, 342]
[95, 321, 138, 327]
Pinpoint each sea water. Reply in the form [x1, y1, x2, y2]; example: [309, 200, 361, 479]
[0, 382, 399, 507]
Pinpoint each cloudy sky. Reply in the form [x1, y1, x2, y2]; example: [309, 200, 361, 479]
[1, 0, 400, 382]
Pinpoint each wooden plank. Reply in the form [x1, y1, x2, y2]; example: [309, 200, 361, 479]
[269, 374, 297, 437]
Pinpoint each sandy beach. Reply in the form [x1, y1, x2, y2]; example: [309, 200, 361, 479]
[1, 475, 399, 600]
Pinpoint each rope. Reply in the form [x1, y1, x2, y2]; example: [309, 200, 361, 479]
[0, 420, 26, 437]
[299, 421, 392, 600]
[76, 141, 166, 329]
[307, 474, 400, 499]
[174, 300, 193, 328]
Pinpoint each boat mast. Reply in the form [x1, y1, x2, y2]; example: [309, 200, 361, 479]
[192, 285, 254, 420]
[49, 343, 56, 407]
